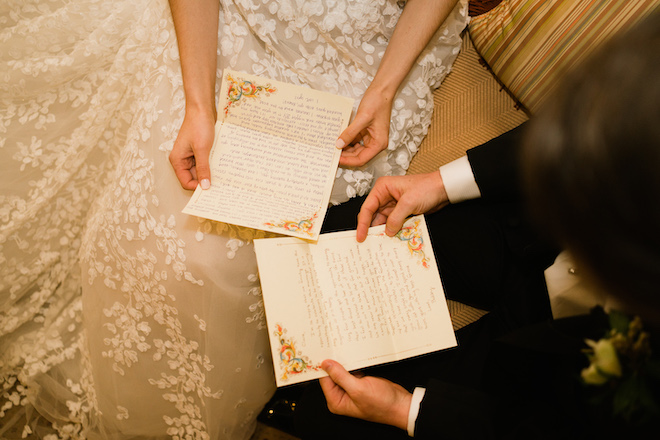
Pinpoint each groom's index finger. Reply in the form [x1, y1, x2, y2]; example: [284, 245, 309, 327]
[356, 211, 373, 243]
[356, 193, 382, 242]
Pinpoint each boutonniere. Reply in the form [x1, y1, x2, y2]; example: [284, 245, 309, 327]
[581, 310, 660, 424]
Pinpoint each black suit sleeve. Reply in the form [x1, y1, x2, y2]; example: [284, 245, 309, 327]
[465, 122, 528, 201]
[415, 379, 494, 440]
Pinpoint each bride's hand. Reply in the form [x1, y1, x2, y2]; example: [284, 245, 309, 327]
[336, 86, 393, 168]
[169, 107, 217, 190]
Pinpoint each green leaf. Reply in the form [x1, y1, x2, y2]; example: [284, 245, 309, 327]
[608, 310, 630, 335]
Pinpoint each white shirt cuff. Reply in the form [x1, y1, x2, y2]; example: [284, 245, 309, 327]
[439, 156, 481, 204]
[407, 387, 426, 437]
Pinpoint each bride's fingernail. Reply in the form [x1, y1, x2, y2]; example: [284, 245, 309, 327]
[335, 139, 345, 149]
[201, 179, 211, 190]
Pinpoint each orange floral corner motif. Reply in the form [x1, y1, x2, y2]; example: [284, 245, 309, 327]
[264, 211, 319, 237]
[223, 73, 277, 117]
[378, 218, 430, 268]
[273, 324, 321, 382]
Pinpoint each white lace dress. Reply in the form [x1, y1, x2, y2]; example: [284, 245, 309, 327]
[0, 0, 469, 438]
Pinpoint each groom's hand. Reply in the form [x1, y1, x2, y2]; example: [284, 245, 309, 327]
[356, 171, 449, 242]
[319, 359, 412, 431]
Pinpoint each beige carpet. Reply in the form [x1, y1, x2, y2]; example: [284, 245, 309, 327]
[251, 32, 529, 440]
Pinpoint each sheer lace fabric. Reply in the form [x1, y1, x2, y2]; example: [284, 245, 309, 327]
[0, 0, 469, 438]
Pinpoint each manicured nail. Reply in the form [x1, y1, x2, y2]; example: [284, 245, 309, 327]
[200, 179, 211, 190]
[335, 139, 345, 149]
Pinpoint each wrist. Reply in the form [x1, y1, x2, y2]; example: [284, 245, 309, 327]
[367, 75, 400, 102]
[182, 80, 217, 118]
[184, 101, 217, 122]
[433, 170, 450, 207]
[394, 391, 413, 431]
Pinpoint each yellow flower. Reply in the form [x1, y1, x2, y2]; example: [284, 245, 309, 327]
[582, 338, 623, 385]
[581, 363, 609, 385]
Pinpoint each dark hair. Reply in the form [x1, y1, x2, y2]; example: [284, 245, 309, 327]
[522, 12, 660, 308]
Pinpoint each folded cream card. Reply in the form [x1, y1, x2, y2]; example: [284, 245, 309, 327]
[255, 215, 456, 386]
[183, 69, 354, 240]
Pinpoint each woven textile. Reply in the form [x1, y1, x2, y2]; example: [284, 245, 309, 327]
[469, 0, 660, 113]
[408, 34, 528, 175]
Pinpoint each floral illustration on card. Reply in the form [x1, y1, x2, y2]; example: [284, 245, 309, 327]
[378, 218, 430, 268]
[223, 73, 277, 117]
[274, 324, 321, 382]
[264, 211, 318, 236]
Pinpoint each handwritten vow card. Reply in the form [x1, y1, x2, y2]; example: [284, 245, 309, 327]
[183, 69, 354, 240]
[254, 215, 457, 387]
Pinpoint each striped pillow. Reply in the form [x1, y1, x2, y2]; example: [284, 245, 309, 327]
[469, 0, 660, 113]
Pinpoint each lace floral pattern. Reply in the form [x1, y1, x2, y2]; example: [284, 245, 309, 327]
[222, 0, 469, 204]
[1, 0, 468, 438]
